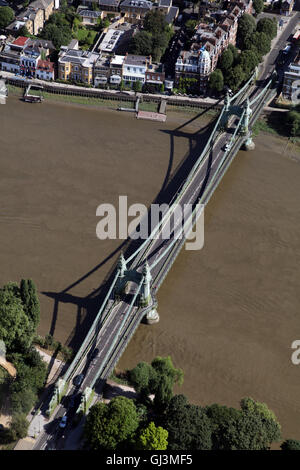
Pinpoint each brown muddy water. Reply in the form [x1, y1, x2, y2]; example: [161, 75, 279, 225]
[1, 95, 300, 441]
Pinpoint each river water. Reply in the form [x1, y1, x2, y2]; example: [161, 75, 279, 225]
[1, 95, 300, 440]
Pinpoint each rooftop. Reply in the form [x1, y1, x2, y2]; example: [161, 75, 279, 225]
[78, 9, 102, 17]
[12, 36, 29, 47]
[37, 59, 54, 72]
[120, 0, 152, 8]
[124, 54, 149, 65]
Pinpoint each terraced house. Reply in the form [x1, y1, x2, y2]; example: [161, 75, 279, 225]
[58, 49, 99, 84]
[175, 4, 242, 93]
[6, 0, 55, 36]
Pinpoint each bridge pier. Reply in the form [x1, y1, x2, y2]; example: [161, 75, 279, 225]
[243, 133, 255, 151]
[145, 308, 160, 324]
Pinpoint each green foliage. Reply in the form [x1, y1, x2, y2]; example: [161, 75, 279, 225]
[151, 356, 184, 411]
[18, 25, 30, 37]
[227, 44, 239, 62]
[136, 421, 168, 450]
[237, 13, 256, 48]
[0, 6, 14, 29]
[0, 283, 30, 353]
[225, 64, 245, 91]
[185, 19, 197, 37]
[143, 10, 167, 35]
[245, 31, 271, 57]
[219, 48, 234, 72]
[281, 439, 300, 450]
[238, 49, 260, 76]
[130, 31, 153, 56]
[133, 81, 142, 92]
[163, 394, 212, 450]
[84, 397, 139, 450]
[129, 10, 172, 62]
[206, 398, 281, 450]
[285, 110, 300, 136]
[253, 0, 264, 15]
[40, 11, 73, 49]
[209, 69, 224, 92]
[178, 77, 199, 94]
[128, 361, 156, 396]
[20, 279, 40, 335]
[257, 17, 277, 39]
[8, 414, 29, 441]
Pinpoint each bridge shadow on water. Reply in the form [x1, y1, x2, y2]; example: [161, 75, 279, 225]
[43, 101, 222, 351]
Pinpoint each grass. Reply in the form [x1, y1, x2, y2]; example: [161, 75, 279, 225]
[109, 369, 130, 386]
[139, 101, 159, 113]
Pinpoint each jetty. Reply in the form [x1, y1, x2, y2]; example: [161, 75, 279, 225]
[23, 83, 44, 103]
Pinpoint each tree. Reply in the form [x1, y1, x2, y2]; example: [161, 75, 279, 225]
[9, 414, 29, 440]
[40, 23, 72, 49]
[0, 283, 30, 352]
[206, 398, 281, 450]
[219, 48, 234, 72]
[20, 279, 40, 334]
[136, 421, 168, 450]
[18, 25, 30, 37]
[245, 31, 271, 56]
[151, 356, 184, 411]
[209, 69, 224, 93]
[281, 439, 300, 450]
[286, 110, 300, 136]
[237, 13, 256, 48]
[144, 10, 167, 35]
[239, 49, 260, 77]
[257, 17, 277, 39]
[133, 80, 142, 92]
[84, 397, 139, 450]
[253, 0, 264, 15]
[163, 394, 212, 450]
[228, 44, 239, 62]
[130, 31, 153, 56]
[0, 6, 14, 29]
[128, 361, 157, 397]
[185, 19, 197, 37]
[226, 64, 245, 91]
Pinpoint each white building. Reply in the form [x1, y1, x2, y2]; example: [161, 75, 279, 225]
[122, 54, 149, 83]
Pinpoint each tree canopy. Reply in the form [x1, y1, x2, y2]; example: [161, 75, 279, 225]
[253, 0, 264, 15]
[237, 13, 256, 48]
[209, 69, 224, 92]
[0, 6, 14, 29]
[162, 394, 212, 450]
[257, 17, 277, 39]
[84, 397, 139, 450]
[136, 421, 168, 450]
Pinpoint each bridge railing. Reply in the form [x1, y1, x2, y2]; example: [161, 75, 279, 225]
[62, 268, 121, 383]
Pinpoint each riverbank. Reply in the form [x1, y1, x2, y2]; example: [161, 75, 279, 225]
[6, 83, 218, 116]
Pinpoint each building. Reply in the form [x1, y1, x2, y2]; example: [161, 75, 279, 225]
[157, 0, 179, 25]
[175, 5, 241, 93]
[6, 0, 54, 36]
[122, 53, 149, 83]
[58, 48, 99, 84]
[145, 62, 165, 85]
[78, 9, 104, 26]
[99, 28, 124, 52]
[282, 53, 300, 100]
[280, 0, 295, 16]
[36, 58, 55, 80]
[119, 0, 153, 24]
[80, 0, 121, 12]
[0, 36, 29, 74]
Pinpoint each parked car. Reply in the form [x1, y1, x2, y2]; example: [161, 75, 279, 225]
[73, 373, 84, 387]
[59, 415, 67, 429]
[223, 142, 231, 151]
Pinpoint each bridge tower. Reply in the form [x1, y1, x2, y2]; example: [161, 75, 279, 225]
[240, 98, 255, 150]
[139, 260, 152, 307]
[115, 252, 128, 297]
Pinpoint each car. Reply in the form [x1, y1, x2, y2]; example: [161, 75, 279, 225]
[73, 373, 84, 387]
[59, 415, 67, 429]
[223, 143, 231, 151]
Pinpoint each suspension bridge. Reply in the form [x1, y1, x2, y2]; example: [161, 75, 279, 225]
[34, 68, 277, 449]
